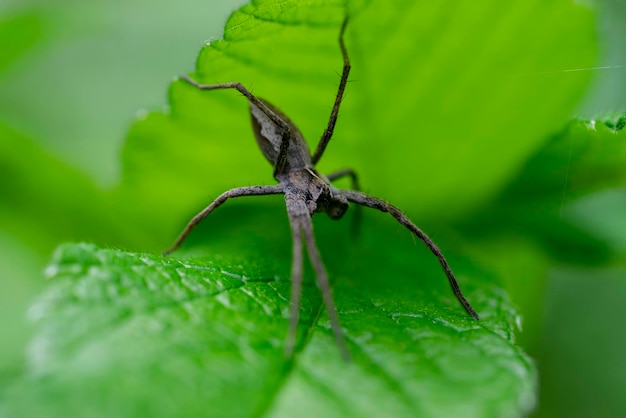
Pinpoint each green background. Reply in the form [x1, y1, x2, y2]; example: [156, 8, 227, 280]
[2, 0, 626, 416]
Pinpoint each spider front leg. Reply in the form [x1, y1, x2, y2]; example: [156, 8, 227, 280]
[163, 185, 283, 256]
[327, 168, 362, 236]
[179, 75, 292, 177]
[285, 193, 351, 360]
[284, 199, 304, 358]
[327, 168, 360, 190]
[340, 189, 480, 320]
[311, 17, 351, 165]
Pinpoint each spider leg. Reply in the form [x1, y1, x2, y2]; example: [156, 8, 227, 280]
[285, 202, 304, 358]
[302, 215, 351, 360]
[285, 192, 351, 360]
[163, 185, 283, 256]
[327, 168, 360, 190]
[327, 168, 362, 237]
[179, 75, 292, 177]
[340, 190, 480, 320]
[311, 17, 351, 165]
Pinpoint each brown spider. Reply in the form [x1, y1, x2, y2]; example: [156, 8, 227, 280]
[164, 18, 479, 360]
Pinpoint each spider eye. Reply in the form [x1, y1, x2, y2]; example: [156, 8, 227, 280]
[327, 198, 348, 220]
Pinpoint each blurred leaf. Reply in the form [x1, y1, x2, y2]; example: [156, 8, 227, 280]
[453, 114, 626, 354]
[533, 266, 626, 418]
[4, 214, 536, 418]
[565, 186, 626, 254]
[0, 0, 248, 184]
[459, 119, 626, 264]
[0, 231, 44, 385]
[118, 0, 597, 249]
[0, 11, 44, 73]
[0, 0, 247, 398]
[578, 0, 626, 115]
[502, 117, 626, 199]
[0, 123, 125, 253]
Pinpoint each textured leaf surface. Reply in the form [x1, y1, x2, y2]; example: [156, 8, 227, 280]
[5, 224, 535, 417]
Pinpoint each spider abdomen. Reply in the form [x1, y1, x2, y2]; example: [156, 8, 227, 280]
[249, 100, 311, 173]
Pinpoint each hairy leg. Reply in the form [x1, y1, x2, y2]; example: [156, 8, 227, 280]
[285, 192, 351, 360]
[301, 212, 351, 361]
[163, 185, 283, 256]
[340, 189, 479, 320]
[311, 17, 351, 165]
[179, 75, 292, 177]
[285, 207, 304, 358]
[327, 168, 360, 190]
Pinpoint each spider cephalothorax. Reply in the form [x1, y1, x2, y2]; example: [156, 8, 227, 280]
[164, 17, 478, 360]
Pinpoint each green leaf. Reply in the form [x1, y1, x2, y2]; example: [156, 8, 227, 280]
[458, 119, 626, 264]
[117, 0, 597, 248]
[5, 212, 535, 417]
[452, 115, 626, 352]
[499, 118, 626, 201]
[5, 0, 603, 416]
[535, 266, 626, 418]
[0, 11, 45, 73]
[0, 123, 126, 253]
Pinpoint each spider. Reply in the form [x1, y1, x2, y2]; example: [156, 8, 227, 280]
[164, 18, 479, 360]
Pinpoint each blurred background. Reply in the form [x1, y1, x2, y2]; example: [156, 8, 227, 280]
[0, 0, 247, 396]
[1, 0, 625, 416]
